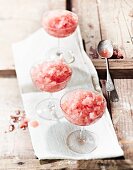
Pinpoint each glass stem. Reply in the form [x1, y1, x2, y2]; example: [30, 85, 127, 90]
[48, 93, 57, 119]
[57, 38, 61, 57]
[48, 93, 53, 109]
[79, 127, 86, 142]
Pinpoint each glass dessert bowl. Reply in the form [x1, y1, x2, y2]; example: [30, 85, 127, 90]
[60, 89, 106, 154]
[30, 59, 72, 120]
[42, 9, 78, 63]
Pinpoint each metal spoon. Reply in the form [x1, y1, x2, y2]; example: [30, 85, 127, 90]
[97, 40, 119, 102]
[97, 40, 114, 92]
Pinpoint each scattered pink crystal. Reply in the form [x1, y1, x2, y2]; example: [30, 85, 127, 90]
[5, 110, 29, 133]
[29, 120, 39, 128]
[31, 60, 72, 92]
[19, 117, 30, 129]
[111, 47, 124, 59]
[42, 10, 78, 38]
[61, 89, 106, 126]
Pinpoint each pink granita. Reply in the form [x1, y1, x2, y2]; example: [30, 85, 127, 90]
[61, 89, 106, 126]
[42, 10, 78, 38]
[31, 60, 72, 92]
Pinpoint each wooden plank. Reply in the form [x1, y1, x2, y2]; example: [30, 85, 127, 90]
[72, 0, 133, 60]
[121, 0, 133, 42]
[0, 1, 133, 169]
[66, 0, 72, 10]
[72, 0, 101, 58]
[0, 66, 16, 77]
[0, 0, 66, 73]
[0, 78, 132, 162]
[0, 158, 133, 170]
[92, 59, 133, 79]
[71, 0, 133, 81]
[0, 79, 132, 162]
[0, 0, 132, 77]
[100, 79, 133, 160]
[97, 0, 133, 59]
[92, 59, 133, 70]
[96, 69, 133, 79]
[1, 58, 133, 78]
[0, 78, 132, 167]
[0, 78, 34, 159]
[111, 79, 133, 160]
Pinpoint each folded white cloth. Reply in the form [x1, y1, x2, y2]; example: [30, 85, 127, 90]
[12, 27, 123, 160]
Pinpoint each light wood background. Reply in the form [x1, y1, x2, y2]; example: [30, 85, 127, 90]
[0, 0, 133, 169]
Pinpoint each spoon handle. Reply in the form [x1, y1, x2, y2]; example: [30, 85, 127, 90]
[105, 58, 114, 91]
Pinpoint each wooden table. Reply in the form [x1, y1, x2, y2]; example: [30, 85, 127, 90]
[0, 0, 133, 169]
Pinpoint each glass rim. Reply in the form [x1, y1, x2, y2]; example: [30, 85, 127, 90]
[30, 60, 72, 90]
[43, 24, 78, 31]
[60, 88, 106, 117]
[42, 9, 78, 31]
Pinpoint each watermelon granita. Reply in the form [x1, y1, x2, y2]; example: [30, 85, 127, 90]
[61, 89, 106, 126]
[30, 59, 72, 92]
[42, 10, 78, 38]
[99, 49, 112, 58]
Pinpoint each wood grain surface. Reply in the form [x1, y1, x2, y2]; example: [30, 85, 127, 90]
[0, 158, 133, 170]
[0, 78, 34, 159]
[0, 0, 133, 169]
[71, 0, 133, 80]
[0, 0, 65, 70]
[111, 79, 133, 161]
[0, 0, 133, 78]
[92, 59, 133, 79]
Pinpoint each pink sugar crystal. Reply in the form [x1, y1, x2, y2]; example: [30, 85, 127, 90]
[31, 60, 72, 92]
[42, 10, 78, 38]
[30, 120, 39, 128]
[61, 89, 106, 126]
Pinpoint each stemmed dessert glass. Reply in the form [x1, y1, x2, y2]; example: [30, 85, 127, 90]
[42, 9, 78, 63]
[60, 89, 106, 154]
[30, 59, 72, 120]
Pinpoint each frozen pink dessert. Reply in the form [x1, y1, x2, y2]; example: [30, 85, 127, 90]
[61, 89, 106, 126]
[42, 10, 78, 38]
[31, 60, 72, 92]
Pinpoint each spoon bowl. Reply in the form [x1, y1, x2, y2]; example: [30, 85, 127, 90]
[97, 40, 113, 58]
[97, 40, 114, 92]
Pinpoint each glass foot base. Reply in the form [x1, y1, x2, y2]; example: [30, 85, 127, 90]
[45, 48, 75, 64]
[66, 130, 97, 154]
[36, 98, 63, 121]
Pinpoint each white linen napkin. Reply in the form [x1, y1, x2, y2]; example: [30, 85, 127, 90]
[12, 27, 124, 160]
